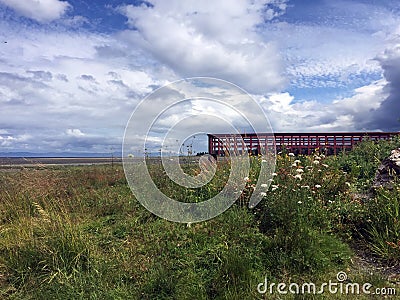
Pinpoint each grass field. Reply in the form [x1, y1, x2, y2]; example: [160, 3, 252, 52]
[0, 138, 399, 299]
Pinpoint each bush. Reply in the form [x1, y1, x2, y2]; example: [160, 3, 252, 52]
[364, 186, 400, 262]
[327, 136, 400, 185]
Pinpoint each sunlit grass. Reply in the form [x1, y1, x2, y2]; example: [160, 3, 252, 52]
[0, 136, 399, 299]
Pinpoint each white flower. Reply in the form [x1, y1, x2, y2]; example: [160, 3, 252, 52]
[271, 184, 279, 191]
[313, 160, 320, 165]
[345, 182, 351, 187]
[128, 154, 134, 158]
[297, 201, 302, 204]
[315, 184, 321, 189]
[244, 176, 249, 181]
[261, 183, 268, 188]
[272, 172, 278, 176]
[288, 153, 295, 157]
[301, 185, 310, 189]
[294, 174, 302, 180]
[294, 160, 301, 164]
[296, 168, 304, 173]
[314, 155, 321, 160]
[261, 159, 267, 163]
[322, 164, 329, 168]
[291, 163, 297, 167]
[260, 192, 267, 197]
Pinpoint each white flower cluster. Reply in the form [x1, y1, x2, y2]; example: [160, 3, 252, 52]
[390, 149, 400, 166]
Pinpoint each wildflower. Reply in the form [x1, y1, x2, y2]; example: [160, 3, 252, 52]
[271, 184, 279, 191]
[288, 153, 295, 157]
[322, 163, 329, 168]
[315, 184, 321, 189]
[297, 201, 302, 204]
[187, 222, 192, 228]
[294, 174, 302, 180]
[272, 172, 277, 176]
[313, 160, 320, 165]
[296, 168, 304, 173]
[291, 163, 297, 167]
[260, 192, 267, 197]
[294, 160, 301, 164]
[261, 159, 267, 163]
[301, 185, 310, 189]
[128, 153, 134, 158]
[314, 155, 321, 160]
[306, 166, 313, 170]
[267, 178, 273, 182]
[244, 176, 249, 181]
[345, 182, 351, 187]
[261, 183, 268, 188]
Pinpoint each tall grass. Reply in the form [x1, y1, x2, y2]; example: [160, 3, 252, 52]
[0, 136, 399, 299]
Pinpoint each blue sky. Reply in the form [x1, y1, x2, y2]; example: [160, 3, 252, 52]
[0, 0, 399, 154]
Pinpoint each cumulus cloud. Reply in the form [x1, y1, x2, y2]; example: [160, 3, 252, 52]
[118, 0, 288, 94]
[0, 21, 162, 153]
[0, 0, 399, 154]
[365, 43, 400, 131]
[66, 128, 85, 137]
[0, 0, 71, 23]
[259, 78, 389, 132]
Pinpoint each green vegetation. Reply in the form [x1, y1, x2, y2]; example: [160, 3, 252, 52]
[0, 137, 399, 299]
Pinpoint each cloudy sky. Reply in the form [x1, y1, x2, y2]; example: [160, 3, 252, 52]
[0, 0, 399, 154]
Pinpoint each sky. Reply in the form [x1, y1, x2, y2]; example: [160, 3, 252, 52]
[0, 0, 399, 155]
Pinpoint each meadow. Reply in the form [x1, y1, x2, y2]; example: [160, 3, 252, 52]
[0, 137, 399, 299]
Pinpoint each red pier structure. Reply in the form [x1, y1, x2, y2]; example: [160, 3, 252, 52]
[208, 132, 399, 156]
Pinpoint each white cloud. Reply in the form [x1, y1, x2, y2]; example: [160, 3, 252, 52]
[66, 128, 85, 137]
[0, 0, 399, 154]
[258, 0, 400, 90]
[119, 0, 288, 93]
[264, 22, 385, 88]
[259, 79, 388, 132]
[0, 0, 71, 23]
[0, 20, 163, 153]
[332, 79, 387, 115]
[363, 34, 400, 130]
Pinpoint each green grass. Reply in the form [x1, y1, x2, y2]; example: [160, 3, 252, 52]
[0, 136, 399, 299]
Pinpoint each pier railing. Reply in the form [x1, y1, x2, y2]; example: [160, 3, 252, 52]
[208, 132, 399, 156]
